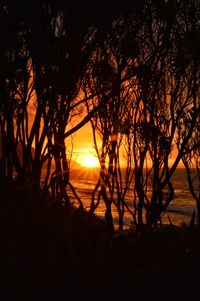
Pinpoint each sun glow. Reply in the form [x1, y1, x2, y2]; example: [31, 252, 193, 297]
[75, 149, 100, 168]
[83, 154, 99, 168]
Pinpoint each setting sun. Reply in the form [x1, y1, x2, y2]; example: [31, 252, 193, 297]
[74, 148, 100, 168]
[83, 154, 99, 168]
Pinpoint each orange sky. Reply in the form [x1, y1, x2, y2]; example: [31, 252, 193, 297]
[70, 121, 184, 169]
[28, 101, 183, 169]
[68, 123, 100, 167]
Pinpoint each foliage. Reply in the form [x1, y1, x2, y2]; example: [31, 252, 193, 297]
[0, 0, 199, 231]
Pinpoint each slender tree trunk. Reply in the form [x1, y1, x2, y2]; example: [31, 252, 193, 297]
[90, 179, 101, 214]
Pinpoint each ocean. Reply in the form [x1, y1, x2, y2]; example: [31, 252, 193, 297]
[68, 168, 198, 228]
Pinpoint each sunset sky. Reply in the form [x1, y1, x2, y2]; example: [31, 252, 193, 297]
[69, 121, 184, 169]
[70, 123, 100, 167]
[27, 100, 184, 169]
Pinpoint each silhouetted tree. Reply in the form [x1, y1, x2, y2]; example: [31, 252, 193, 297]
[183, 142, 200, 224]
[127, 0, 200, 228]
[0, 0, 199, 231]
[0, 0, 116, 208]
[83, 16, 139, 231]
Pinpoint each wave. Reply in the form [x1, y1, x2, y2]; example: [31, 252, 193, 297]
[68, 169, 198, 226]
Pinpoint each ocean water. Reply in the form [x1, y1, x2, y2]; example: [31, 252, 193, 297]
[68, 168, 198, 228]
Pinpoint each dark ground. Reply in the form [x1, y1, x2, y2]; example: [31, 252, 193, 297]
[1, 185, 200, 301]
